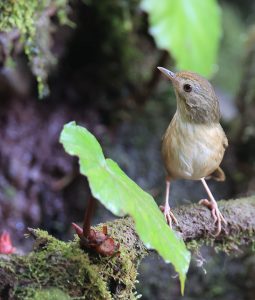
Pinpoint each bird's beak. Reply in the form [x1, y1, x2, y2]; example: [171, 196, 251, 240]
[157, 67, 176, 81]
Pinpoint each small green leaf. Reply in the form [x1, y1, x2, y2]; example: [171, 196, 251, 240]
[141, 0, 221, 77]
[60, 122, 191, 292]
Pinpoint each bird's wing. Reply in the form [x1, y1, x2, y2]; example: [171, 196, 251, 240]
[206, 128, 228, 181]
[206, 166, 226, 182]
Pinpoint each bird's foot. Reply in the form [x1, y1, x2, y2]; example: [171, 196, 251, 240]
[199, 199, 227, 236]
[160, 205, 178, 228]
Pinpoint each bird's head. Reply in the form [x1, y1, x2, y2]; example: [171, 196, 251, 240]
[158, 67, 220, 124]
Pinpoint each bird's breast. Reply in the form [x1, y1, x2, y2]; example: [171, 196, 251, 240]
[162, 115, 227, 180]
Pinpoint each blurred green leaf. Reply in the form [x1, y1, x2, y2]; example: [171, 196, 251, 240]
[141, 0, 221, 77]
[60, 121, 191, 293]
[213, 4, 245, 94]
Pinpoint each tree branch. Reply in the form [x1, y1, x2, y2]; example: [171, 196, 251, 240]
[172, 196, 255, 251]
[0, 196, 254, 299]
[114, 196, 255, 252]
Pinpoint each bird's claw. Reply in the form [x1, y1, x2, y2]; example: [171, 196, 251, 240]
[160, 205, 179, 228]
[199, 199, 227, 236]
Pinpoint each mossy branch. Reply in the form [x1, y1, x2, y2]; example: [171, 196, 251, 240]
[0, 219, 147, 300]
[0, 196, 254, 299]
[172, 196, 255, 252]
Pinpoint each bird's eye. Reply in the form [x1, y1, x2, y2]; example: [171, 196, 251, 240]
[183, 84, 192, 93]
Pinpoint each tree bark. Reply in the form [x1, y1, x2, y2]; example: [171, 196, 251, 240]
[172, 196, 255, 252]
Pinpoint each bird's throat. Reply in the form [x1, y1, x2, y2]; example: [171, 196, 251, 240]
[176, 95, 219, 124]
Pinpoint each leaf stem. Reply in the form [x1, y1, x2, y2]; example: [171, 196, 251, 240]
[83, 196, 96, 238]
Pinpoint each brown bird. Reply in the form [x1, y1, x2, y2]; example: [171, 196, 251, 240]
[158, 67, 228, 235]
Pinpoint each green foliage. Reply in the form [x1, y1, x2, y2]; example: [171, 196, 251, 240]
[60, 122, 191, 293]
[0, 0, 72, 98]
[141, 0, 222, 77]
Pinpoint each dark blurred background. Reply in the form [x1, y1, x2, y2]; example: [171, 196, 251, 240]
[0, 0, 255, 299]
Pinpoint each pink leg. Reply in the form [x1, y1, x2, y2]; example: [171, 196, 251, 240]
[199, 178, 227, 236]
[160, 178, 178, 227]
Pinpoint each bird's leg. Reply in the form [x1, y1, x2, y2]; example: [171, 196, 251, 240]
[160, 177, 178, 227]
[199, 177, 227, 235]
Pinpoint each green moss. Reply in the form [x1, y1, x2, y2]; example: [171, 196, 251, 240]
[187, 226, 255, 255]
[9, 229, 111, 299]
[94, 218, 147, 299]
[186, 240, 204, 253]
[15, 288, 70, 300]
[0, 0, 72, 98]
[0, 1, 37, 36]
[34, 288, 70, 300]
[0, 219, 146, 299]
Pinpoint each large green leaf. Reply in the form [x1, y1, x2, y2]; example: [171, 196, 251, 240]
[141, 0, 221, 77]
[60, 122, 190, 293]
